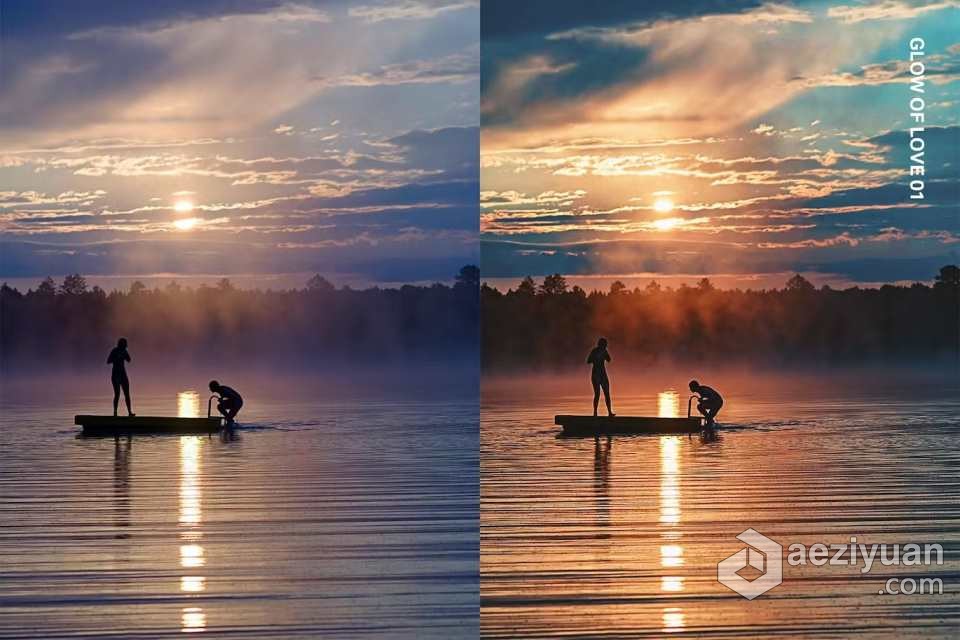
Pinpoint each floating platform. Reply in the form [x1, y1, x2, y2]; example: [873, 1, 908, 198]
[555, 414, 704, 436]
[75, 415, 223, 436]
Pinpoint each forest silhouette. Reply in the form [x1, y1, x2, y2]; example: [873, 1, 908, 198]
[481, 266, 960, 368]
[1, 266, 479, 372]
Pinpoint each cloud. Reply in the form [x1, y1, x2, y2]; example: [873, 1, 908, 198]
[348, 1, 477, 23]
[0, 2, 480, 284]
[794, 48, 960, 88]
[758, 232, 862, 249]
[0, 4, 474, 149]
[481, 55, 576, 118]
[481, 0, 769, 40]
[1, 10, 328, 146]
[481, 3, 875, 149]
[323, 51, 479, 88]
[827, 0, 960, 24]
[479, 1, 960, 285]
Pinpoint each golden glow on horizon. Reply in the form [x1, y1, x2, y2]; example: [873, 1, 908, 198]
[174, 200, 195, 213]
[653, 198, 674, 213]
[173, 217, 200, 231]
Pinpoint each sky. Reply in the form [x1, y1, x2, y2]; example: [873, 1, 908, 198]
[481, 0, 960, 289]
[0, 0, 479, 289]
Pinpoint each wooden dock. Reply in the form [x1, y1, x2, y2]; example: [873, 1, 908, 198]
[75, 415, 223, 436]
[555, 414, 704, 436]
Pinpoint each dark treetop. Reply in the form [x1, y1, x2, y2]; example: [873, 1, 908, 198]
[481, 266, 960, 368]
[1, 266, 479, 371]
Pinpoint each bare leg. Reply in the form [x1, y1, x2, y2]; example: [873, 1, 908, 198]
[121, 378, 133, 416]
[698, 402, 719, 427]
[592, 380, 600, 416]
[601, 378, 614, 416]
[705, 406, 719, 427]
[218, 401, 239, 425]
[112, 380, 120, 417]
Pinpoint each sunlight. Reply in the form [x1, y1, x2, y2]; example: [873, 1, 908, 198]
[180, 544, 205, 568]
[651, 217, 683, 232]
[181, 608, 206, 634]
[661, 576, 685, 592]
[174, 200, 194, 213]
[658, 391, 680, 418]
[660, 436, 685, 629]
[662, 607, 686, 632]
[660, 544, 685, 567]
[179, 437, 202, 526]
[173, 217, 200, 231]
[659, 437, 681, 524]
[179, 435, 206, 631]
[178, 391, 200, 418]
[180, 576, 205, 592]
[654, 198, 674, 213]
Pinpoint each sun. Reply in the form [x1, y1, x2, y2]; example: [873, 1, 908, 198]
[653, 198, 674, 213]
[173, 217, 200, 231]
[174, 200, 194, 213]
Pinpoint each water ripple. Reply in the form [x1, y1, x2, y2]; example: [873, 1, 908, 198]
[0, 384, 478, 639]
[481, 372, 960, 638]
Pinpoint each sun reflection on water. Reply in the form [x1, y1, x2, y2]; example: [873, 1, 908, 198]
[659, 435, 685, 632]
[658, 391, 680, 418]
[179, 435, 206, 632]
[662, 607, 686, 632]
[178, 391, 201, 418]
[181, 607, 206, 633]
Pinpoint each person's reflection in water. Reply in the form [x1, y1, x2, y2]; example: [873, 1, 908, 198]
[107, 338, 134, 417]
[593, 436, 611, 532]
[586, 338, 614, 417]
[113, 436, 131, 540]
[699, 427, 721, 444]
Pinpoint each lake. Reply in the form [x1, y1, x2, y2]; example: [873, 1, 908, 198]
[481, 367, 960, 638]
[0, 368, 478, 638]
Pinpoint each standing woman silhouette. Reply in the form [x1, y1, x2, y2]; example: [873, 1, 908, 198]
[587, 337, 614, 417]
[107, 338, 134, 417]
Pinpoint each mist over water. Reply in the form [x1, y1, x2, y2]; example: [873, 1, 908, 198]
[481, 367, 960, 638]
[0, 367, 479, 638]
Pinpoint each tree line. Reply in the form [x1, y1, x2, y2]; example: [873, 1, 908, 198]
[481, 266, 960, 368]
[0, 266, 479, 372]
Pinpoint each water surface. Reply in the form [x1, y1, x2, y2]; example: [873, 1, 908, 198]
[481, 368, 960, 638]
[1, 371, 478, 638]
